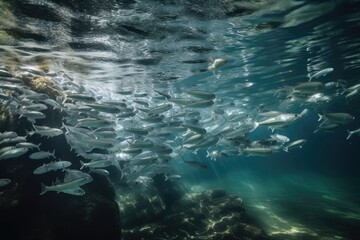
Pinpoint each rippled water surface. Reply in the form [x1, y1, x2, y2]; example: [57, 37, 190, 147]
[1, 0, 360, 239]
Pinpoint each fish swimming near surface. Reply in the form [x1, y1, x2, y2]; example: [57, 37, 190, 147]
[186, 90, 216, 100]
[208, 57, 227, 71]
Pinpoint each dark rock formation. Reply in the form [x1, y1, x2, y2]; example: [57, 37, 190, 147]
[0, 72, 121, 240]
[120, 188, 269, 240]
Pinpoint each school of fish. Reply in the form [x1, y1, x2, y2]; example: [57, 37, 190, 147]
[0, 62, 359, 195]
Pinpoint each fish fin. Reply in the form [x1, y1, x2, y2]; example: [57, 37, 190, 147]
[40, 183, 47, 195]
[346, 130, 353, 140]
[313, 129, 319, 133]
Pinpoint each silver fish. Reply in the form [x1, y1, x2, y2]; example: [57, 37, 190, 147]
[187, 90, 216, 100]
[346, 128, 360, 140]
[33, 161, 72, 174]
[29, 150, 55, 160]
[284, 139, 307, 152]
[0, 147, 29, 160]
[309, 67, 334, 80]
[318, 113, 354, 125]
[0, 178, 11, 187]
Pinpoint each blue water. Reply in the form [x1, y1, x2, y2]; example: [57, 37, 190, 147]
[1, 0, 360, 239]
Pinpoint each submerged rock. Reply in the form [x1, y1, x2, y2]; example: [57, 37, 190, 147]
[121, 189, 269, 240]
[0, 73, 121, 240]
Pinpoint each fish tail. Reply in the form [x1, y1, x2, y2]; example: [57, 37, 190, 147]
[283, 147, 289, 152]
[346, 130, 353, 140]
[36, 143, 42, 150]
[206, 150, 210, 158]
[80, 160, 85, 170]
[51, 149, 56, 158]
[164, 174, 169, 181]
[25, 129, 34, 137]
[299, 108, 308, 118]
[40, 183, 47, 195]
[318, 114, 323, 122]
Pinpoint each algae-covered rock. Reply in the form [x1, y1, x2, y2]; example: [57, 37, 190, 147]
[22, 75, 62, 99]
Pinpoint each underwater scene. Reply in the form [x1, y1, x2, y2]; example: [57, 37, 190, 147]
[1, 0, 360, 239]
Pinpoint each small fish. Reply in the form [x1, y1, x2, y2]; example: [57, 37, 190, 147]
[40, 176, 92, 195]
[0, 146, 16, 155]
[293, 82, 324, 94]
[182, 124, 207, 134]
[76, 118, 114, 128]
[165, 174, 181, 181]
[0, 136, 27, 146]
[270, 134, 290, 143]
[242, 147, 273, 156]
[81, 139, 114, 149]
[19, 110, 46, 120]
[147, 104, 172, 116]
[24, 93, 49, 101]
[187, 90, 216, 100]
[309, 67, 334, 80]
[16, 142, 41, 150]
[0, 147, 29, 160]
[284, 139, 307, 152]
[33, 161, 72, 175]
[80, 160, 113, 170]
[184, 100, 214, 108]
[346, 128, 360, 140]
[314, 123, 338, 133]
[29, 150, 56, 160]
[208, 57, 226, 71]
[0, 178, 11, 187]
[124, 127, 150, 136]
[345, 88, 359, 100]
[318, 113, 354, 125]
[40, 99, 62, 110]
[65, 93, 96, 103]
[85, 103, 122, 114]
[27, 126, 63, 138]
[0, 131, 17, 140]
